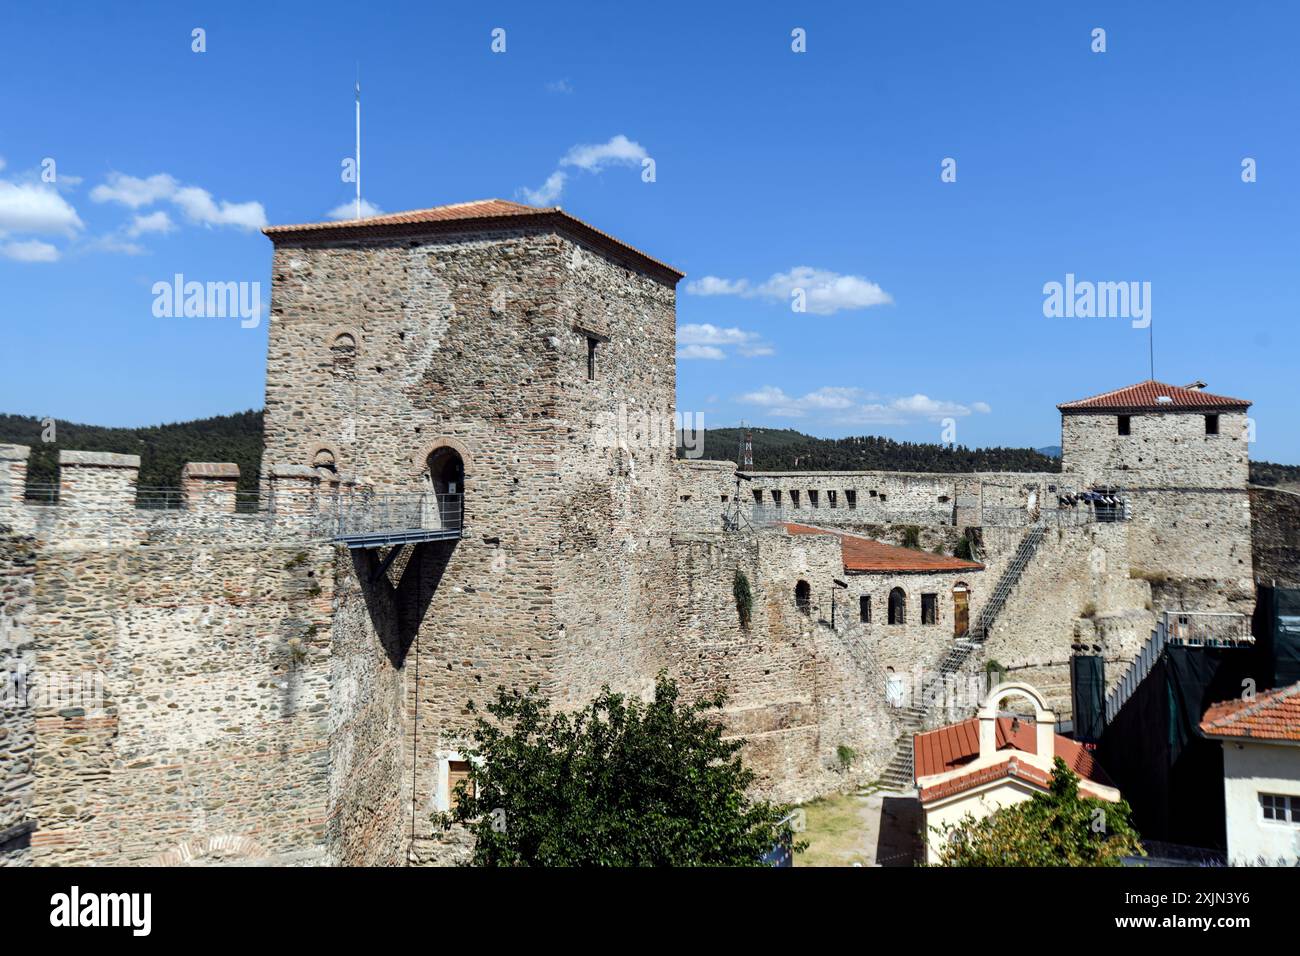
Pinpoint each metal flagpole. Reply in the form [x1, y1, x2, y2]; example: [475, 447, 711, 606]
[355, 66, 361, 220]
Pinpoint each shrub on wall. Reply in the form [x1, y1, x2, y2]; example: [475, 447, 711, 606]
[733, 568, 754, 630]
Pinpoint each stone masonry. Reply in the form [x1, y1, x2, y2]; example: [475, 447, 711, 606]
[0, 202, 1274, 866]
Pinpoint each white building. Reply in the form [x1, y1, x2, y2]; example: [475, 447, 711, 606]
[914, 681, 1121, 864]
[1201, 682, 1300, 866]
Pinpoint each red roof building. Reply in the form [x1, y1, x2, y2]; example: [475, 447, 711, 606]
[783, 523, 984, 574]
[1200, 682, 1300, 742]
[1057, 379, 1250, 413]
[263, 198, 684, 285]
[913, 682, 1122, 863]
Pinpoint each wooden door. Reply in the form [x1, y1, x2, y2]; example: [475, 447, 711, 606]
[953, 587, 969, 636]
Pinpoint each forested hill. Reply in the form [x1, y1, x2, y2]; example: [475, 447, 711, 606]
[679, 427, 1062, 473]
[1, 413, 1298, 494]
[0, 411, 264, 494]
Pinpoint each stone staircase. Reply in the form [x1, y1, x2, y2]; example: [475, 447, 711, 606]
[876, 524, 1050, 793]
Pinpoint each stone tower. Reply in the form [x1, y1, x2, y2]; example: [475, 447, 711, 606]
[261, 199, 683, 861]
[1058, 379, 1254, 614]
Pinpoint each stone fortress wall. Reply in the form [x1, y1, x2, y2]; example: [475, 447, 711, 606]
[0, 204, 1268, 866]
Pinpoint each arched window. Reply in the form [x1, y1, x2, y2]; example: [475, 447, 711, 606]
[311, 448, 337, 473]
[888, 587, 906, 625]
[859, 595, 871, 623]
[330, 333, 357, 377]
[795, 580, 811, 616]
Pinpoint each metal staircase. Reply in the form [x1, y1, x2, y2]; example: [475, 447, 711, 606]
[876, 524, 1050, 792]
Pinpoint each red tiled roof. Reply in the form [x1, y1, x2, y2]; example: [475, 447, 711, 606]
[783, 523, 984, 574]
[1200, 682, 1300, 742]
[918, 755, 1116, 803]
[263, 198, 683, 284]
[913, 716, 1114, 792]
[1057, 379, 1250, 412]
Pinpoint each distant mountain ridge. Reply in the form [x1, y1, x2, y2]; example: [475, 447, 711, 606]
[0, 411, 263, 494]
[681, 426, 1061, 473]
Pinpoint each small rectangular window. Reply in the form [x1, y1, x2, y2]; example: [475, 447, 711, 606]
[586, 337, 598, 380]
[752, 489, 763, 506]
[809, 490, 820, 508]
[447, 760, 475, 812]
[859, 595, 871, 623]
[921, 593, 938, 625]
[1260, 793, 1300, 823]
[828, 490, 838, 509]
[790, 490, 801, 509]
[845, 489, 857, 510]
[1118, 415, 1131, 436]
[772, 490, 782, 508]
[1205, 414, 1219, 435]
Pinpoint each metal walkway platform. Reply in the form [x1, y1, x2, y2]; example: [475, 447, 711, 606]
[333, 527, 463, 549]
[328, 492, 463, 550]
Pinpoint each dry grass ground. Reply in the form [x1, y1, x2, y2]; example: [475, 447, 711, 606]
[796, 787, 924, 867]
[796, 791, 874, 867]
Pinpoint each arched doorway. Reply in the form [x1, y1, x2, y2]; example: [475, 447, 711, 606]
[795, 580, 811, 616]
[425, 446, 464, 531]
[888, 587, 906, 625]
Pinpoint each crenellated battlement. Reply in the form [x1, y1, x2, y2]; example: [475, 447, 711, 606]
[0, 445, 361, 549]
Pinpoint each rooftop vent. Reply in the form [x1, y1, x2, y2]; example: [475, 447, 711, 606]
[1183, 380, 1207, 391]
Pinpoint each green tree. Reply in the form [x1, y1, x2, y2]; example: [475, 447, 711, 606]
[935, 757, 1143, 867]
[437, 674, 801, 866]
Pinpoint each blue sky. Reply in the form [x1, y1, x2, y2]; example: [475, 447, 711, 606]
[2, 1, 1297, 461]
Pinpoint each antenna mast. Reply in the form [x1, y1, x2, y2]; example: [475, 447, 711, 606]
[355, 66, 362, 221]
[1148, 316, 1154, 380]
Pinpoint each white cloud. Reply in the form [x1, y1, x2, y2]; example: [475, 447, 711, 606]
[560, 134, 647, 172]
[326, 198, 384, 220]
[90, 172, 178, 208]
[677, 323, 753, 346]
[520, 172, 566, 206]
[0, 180, 83, 236]
[1, 239, 60, 262]
[684, 276, 750, 296]
[686, 266, 892, 315]
[91, 171, 267, 231]
[126, 211, 174, 237]
[84, 234, 145, 256]
[676, 344, 726, 360]
[520, 134, 648, 205]
[545, 79, 574, 94]
[739, 386, 991, 425]
[676, 323, 773, 360]
[171, 186, 266, 230]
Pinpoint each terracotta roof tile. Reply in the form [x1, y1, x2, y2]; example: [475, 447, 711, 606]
[262, 198, 683, 284]
[914, 717, 1114, 786]
[1057, 379, 1250, 412]
[1200, 681, 1300, 742]
[784, 523, 984, 574]
[918, 756, 1116, 803]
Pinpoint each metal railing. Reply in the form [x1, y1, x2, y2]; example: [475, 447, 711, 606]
[329, 492, 463, 547]
[1163, 610, 1251, 647]
[1104, 611, 1251, 724]
[1105, 618, 1167, 724]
